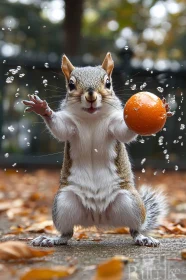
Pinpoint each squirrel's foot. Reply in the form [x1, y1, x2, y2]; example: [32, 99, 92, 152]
[134, 234, 160, 247]
[31, 234, 72, 247]
[23, 95, 52, 117]
[130, 230, 160, 247]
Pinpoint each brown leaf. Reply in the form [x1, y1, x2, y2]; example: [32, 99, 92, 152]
[25, 220, 56, 234]
[20, 266, 76, 280]
[93, 256, 128, 280]
[0, 241, 54, 261]
[105, 227, 129, 234]
[74, 232, 89, 241]
[181, 249, 186, 260]
[0, 199, 24, 213]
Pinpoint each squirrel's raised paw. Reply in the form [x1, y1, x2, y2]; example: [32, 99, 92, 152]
[134, 234, 160, 247]
[31, 235, 70, 247]
[22, 95, 52, 117]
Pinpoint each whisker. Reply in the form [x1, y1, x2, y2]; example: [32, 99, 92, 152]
[33, 152, 62, 157]
[102, 100, 121, 111]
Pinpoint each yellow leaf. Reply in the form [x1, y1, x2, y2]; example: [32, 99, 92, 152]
[0, 241, 54, 261]
[20, 266, 76, 280]
[93, 256, 127, 280]
[181, 249, 186, 259]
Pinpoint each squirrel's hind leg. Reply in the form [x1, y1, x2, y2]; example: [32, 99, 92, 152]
[108, 189, 161, 247]
[31, 190, 84, 247]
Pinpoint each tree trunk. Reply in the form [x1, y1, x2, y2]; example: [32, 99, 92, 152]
[64, 0, 84, 56]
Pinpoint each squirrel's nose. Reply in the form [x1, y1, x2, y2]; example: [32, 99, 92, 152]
[88, 88, 94, 96]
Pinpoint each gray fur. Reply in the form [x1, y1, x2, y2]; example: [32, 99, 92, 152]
[71, 66, 107, 90]
[139, 185, 168, 232]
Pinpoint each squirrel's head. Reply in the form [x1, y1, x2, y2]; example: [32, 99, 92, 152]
[61, 53, 119, 115]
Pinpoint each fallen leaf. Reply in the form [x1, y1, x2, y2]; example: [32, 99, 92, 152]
[20, 266, 76, 280]
[160, 224, 186, 235]
[25, 220, 55, 234]
[181, 249, 186, 260]
[105, 227, 129, 234]
[74, 232, 89, 241]
[0, 241, 54, 261]
[0, 199, 24, 213]
[93, 256, 128, 280]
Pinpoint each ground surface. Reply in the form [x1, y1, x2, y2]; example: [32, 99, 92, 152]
[0, 169, 186, 279]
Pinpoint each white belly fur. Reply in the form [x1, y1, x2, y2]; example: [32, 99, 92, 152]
[65, 117, 122, 212]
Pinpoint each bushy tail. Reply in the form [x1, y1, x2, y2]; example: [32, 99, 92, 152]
[139, 185, 168, 232]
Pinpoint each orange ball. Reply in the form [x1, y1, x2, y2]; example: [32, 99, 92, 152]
[124, 92, 167, 136]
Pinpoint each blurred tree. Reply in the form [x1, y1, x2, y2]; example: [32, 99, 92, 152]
[64, 0, 84, 56]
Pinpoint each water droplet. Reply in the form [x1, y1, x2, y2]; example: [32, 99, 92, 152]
[124, 45, 128, 50]
[4, 153, 9, 158]
[162, 169, 165, 173]
[125, 80, 129, 85]
[2, 135, 5, 139]
[6, 76, 14, 83]
[158, 136, 164, 145]
[165, 154, 169, 159]
[175, 165, 178, 171]
[27, 142, 30, 146]
[17, 66, 21, 70]
[163, 149, 167, 154]
[44, 62, 49, 68]
[142, 168, 145, 173]
[141, 158, 146, 165]
[28, 26, 30, 29]
[12, 163, 17, 167]
[180, 124, 185, 130]
[139, 139, 145, 144]
[15, 93, 19, 97]
[35, 90, 39, 94]
[9, 69, 18, 75]
[8, 125, 14, 132]
[94, 149, 98, 153]
[131, 84, 136, 90]
[19, 73, 25, 78]
[16, 170, 19, 173]
[178, 117, 181, 121]
[166, 84, 169, 87]
[3, 60, 6, 64]
[34, 136, 37, 139]
[32, 66, 35, 69]
[157, 87, 164, 93]
[43, 79, 48, 84]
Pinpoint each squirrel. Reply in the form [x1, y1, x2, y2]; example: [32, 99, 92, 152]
[23, 53, 168, 247]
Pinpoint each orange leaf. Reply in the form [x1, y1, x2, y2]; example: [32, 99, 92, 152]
[181, 249, 186, 260]
[0, 241, 54, 261]
[20, 266, 76, 280]
[93, 256, 129, 280]
[105, 227, 129, 234]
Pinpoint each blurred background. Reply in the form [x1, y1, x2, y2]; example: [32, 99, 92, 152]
[0, 0, 186, 171]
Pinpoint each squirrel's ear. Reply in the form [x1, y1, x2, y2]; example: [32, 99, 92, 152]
[62, 55, 75, 80]
[101, 52, 114, 77]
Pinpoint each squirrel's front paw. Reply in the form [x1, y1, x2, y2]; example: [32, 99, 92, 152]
[23, 95, 52, 117]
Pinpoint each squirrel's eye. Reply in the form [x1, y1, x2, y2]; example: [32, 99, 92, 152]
[68, 79, 76, 91]
[105, 79, 111, 89]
